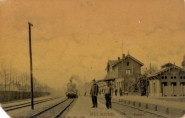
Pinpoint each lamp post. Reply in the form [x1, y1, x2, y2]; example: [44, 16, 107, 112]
[28, 22, 34, 109]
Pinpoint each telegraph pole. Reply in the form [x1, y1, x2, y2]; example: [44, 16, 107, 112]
[122, 56, 124, 92]
[28, 22, 34, 109]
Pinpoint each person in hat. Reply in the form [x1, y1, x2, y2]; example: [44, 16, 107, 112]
[119, 87, 122, 96]
[115, 88, 117, 96]
[90, 79, 99, 108]
[104, 81, 112, 109]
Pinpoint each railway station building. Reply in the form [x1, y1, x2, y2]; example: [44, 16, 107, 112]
[147, 62, 185, 97]
[99, 53, 144, 96]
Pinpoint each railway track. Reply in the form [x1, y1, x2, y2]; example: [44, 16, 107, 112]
[99, 97, 169, 118]
[29, 98, 75, 118]
[3, 96, 61, 111]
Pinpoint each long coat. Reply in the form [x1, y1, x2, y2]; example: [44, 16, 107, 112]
[90, 84, 99, 96]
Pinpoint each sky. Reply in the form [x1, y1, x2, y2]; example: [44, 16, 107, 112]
[0, 0, 185, 89]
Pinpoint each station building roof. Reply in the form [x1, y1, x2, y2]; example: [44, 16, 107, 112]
[147, 63, 185, 78]
[112, 54, 144, 67]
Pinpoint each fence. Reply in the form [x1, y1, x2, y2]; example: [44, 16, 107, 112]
[0, 91, 50, 103]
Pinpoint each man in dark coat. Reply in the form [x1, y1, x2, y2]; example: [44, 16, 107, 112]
[90, 79, 99, 108]
[119, 87, 122, 96]
[104, 81, 112, 109]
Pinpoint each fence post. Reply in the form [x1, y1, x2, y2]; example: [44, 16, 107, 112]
[154, 105, 157, 111]
[166, 107, 169, 114]
[139, 102, 141, 107]
[146, 103, 148, 109]
[133, 101, 135, 106]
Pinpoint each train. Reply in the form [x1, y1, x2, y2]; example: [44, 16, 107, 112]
[65, 80, 78, 98]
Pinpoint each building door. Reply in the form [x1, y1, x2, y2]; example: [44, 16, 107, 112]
[180, 82, 185, 96]
[171, 82, 177, 96]
[161, 82, 167, 96]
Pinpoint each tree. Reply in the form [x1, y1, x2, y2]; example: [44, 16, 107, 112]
[0, 62, 8, 91]
[142, 64, 158, 75]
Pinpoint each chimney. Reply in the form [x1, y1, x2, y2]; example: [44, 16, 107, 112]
[118, 57, 120, 60]
[122, 54, 125, 59]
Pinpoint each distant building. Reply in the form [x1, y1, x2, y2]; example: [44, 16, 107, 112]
[147, 62, 185, 97]
[103, 53, 144, 95]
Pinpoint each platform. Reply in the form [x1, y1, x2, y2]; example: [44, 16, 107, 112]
[112, 95, 185, 109]
[66, 96, 125, 118]
[112, 95, 185, 117]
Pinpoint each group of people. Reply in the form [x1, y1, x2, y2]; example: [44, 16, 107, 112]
[114, 87, 123, 96]
[90, 79, 112, 109]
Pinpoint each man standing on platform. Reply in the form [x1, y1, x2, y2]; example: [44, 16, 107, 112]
[115, 88, 117, 96]
[119, 87, 122, 96]
[90, 79, 99, 108]
[105, 81, 112, 109]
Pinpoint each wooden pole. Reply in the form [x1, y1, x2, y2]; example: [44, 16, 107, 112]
[28, 22, 34, 109]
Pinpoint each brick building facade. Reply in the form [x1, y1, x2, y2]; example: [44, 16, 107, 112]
[99, 53, 143, 95]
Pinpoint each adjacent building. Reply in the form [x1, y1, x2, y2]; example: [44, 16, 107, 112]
[147, 62, 185, 97]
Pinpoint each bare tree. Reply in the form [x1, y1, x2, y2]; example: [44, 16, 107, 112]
[0, 63, 8, 91]
[142, 64, 159, 75]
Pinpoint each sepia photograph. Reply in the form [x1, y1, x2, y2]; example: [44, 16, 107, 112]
[0, 0, 185, 118]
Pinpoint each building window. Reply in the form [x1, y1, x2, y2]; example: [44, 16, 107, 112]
[127, 62, 130, 66]
[165, 76, 167, 79]
[162, 82, 167, 86]
[171, 76, 173, 79]
[161, 76, 164, 79]
[171, 82, 176, 86]
[180, 76, 183, 79]
[180, 82, 185, 86]
[174, 76, 176, 79]
[126, 69, 131, 75]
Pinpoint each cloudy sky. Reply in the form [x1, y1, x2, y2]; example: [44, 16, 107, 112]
[0, 0, 185, 89]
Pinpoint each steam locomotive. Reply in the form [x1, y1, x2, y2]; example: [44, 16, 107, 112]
[66, 80, 78, 98]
